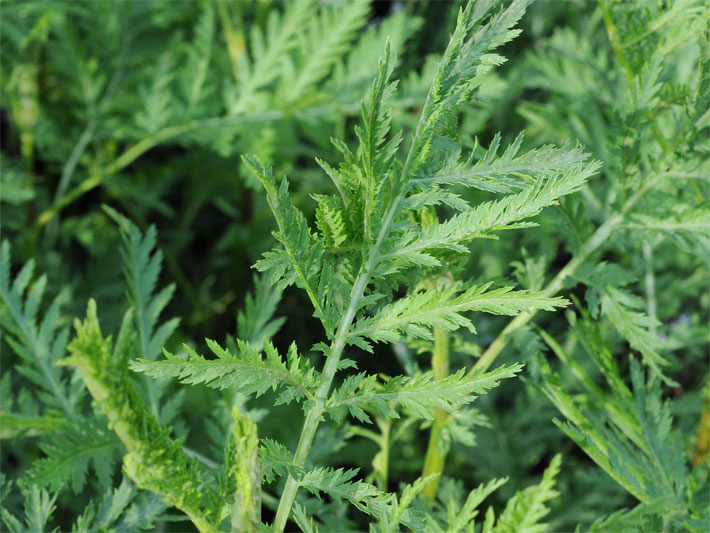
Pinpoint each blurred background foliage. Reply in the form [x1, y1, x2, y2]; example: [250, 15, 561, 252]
[1, 0, 708, 530]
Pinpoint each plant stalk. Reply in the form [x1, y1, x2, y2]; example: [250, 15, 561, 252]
[692, 381, 710, 467]
[216, 0, 245, 85]
[642, 242, 658, 337]
[421, 327, 450, 499]
[273, 35, 444, 528]
[600, 0, 634, 86]
[52, 28, 130, 208]
[231, 407, 261, 533]
[375, 418, 391, 490]
[272, 190, 407, 532]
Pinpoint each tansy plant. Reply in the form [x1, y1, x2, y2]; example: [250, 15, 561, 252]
[1, 0, 708, 532]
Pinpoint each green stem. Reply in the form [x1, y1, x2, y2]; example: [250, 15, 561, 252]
[53, 30, 130, 207]
[421, 327, 450, 499]
[272, 210, 399, 531]
[600, 0, 634, 85]
[273, 29, 444, 527]
[692, 381, 710, 467]
[271, 277, 368, 531]
[36, 174, 102, 227]
[216, 0, 245, 85]
[376, 418, 391, 490]
[272, 80, 434, 532]
[642, 242, 658, 337]
[230, 408, 261, 533]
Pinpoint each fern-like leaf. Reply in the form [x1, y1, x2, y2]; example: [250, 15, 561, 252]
[445, 477, 508, 532]
[0, 478, 57, 533]
[259, 438, 298, 483]
[483, 454, 562, 533]
[330, 10, 422, 104]
[408, 0, 531, 175]
[538, 349, 690, 518]
[412, 133, 592, 194]
[243, 157, 328, 324]
[370, 475, 433, 533]
[235, 274, 285, 352]
[132, 339, 319, 406]
[135, 50, 175, 133]
[298, 466, 380, 507]
[355, 41, 401, 242]
[230, 1, 313, 113]
[327, 364, 523, 423]
[283, 0, 370, 103]
[184, 2, 215, 117]
[0, 241, 75, 416]
[104, 206, 179, 362]
[25, 416, 120, 494]
[379, 162, 601, 271]
[348, 284, 567, 349]
[600, 286, 671, 383]
[72, 477, 166, 533]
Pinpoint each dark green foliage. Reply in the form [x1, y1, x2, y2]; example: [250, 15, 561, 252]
[1, 0, 708, 531]
[25, 416, 120, 494]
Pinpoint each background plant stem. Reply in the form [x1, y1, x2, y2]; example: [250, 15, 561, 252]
[421, 327, 450, 499]
[642, 242, 658, 337]
[692, 381, 710, 467]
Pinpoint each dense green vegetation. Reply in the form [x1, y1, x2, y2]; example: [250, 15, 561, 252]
[1, 0, 708, 531]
